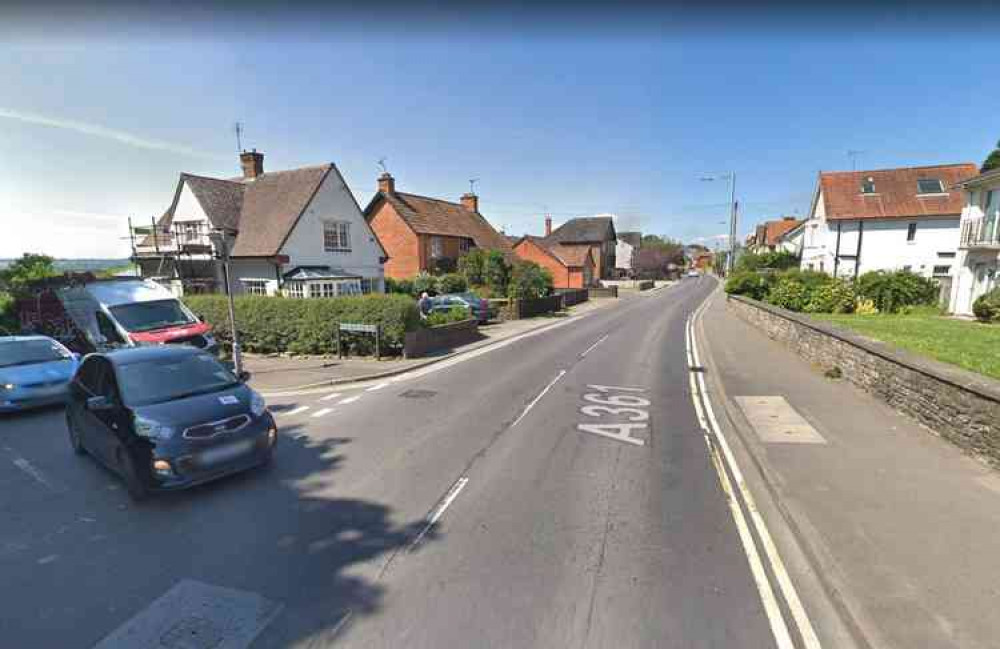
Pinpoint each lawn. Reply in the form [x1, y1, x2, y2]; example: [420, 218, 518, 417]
[811, 309, 1000, 381]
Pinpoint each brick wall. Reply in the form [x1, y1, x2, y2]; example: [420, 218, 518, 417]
[368, 201, 421, 280]
[403, 318, 481, 358]
[728, 295, 1000, 467]
[513, 240, 571, 288]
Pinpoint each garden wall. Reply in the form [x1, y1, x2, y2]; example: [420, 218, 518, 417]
[403, 318, 480, 358]
[728, 294, 1000, 467]
[500, 294, 564, 320]
[555, 288, 589, 307]
[588, 287, 618, 299]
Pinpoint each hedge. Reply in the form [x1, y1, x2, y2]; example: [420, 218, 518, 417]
[973, 287, 1000, 323]
[184, 294, 422, 356]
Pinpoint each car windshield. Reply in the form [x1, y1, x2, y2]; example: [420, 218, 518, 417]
[108, 299, 195, 333]
[117, 354, 239, 406]
[0, 339, 72, 368]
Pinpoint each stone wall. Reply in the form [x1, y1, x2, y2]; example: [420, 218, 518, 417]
[588, 286, 618, 299]
[403, 318, 481, 358]
[728, 294, 1000, 467]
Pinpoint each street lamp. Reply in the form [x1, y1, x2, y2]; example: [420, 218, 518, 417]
[700, 172, 737, 275]
[209, 228, 244, 376]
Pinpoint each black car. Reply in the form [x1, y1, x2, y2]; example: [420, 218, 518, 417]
[65, 345, 277, 501]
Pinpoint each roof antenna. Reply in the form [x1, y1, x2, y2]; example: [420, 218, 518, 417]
[377, 157, 388, 174]
[234, 122, 244, 153]
[847, 149, 865, 172]
[469, 178, 479, 194]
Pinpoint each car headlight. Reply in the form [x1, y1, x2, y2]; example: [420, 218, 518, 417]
[1, 383, 14, 391]
[134, 415, 173, 441]
[250, 391, 267, 417]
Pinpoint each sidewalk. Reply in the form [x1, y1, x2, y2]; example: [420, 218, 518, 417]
[699, 291, 1000, 649]
[246, 296, 622, 392]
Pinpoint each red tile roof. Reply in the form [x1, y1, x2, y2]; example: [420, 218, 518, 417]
[763, 218, 803, 245]
[819, 163, 978, 221]
[514, 236, 593, 268]
[371, 191, 512, 251]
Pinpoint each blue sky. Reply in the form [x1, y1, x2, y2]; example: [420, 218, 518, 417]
[2, 17, 998, 258]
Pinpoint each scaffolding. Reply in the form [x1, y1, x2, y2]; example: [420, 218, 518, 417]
[128, 216, 220, 295]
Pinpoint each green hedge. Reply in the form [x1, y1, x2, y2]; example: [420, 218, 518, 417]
[973, 287, 1000, 323]
[0, 291, 17, 335]
[184, 294, 422, 356]
[855, 270, 938, 314]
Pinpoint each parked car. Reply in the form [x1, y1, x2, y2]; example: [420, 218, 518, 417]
[65, 345, 276, 500]
[431, 292, 490, 323]
[686, 270, 700, 278]
[0, 336, 80, 413]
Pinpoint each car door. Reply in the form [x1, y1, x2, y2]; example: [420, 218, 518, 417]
[85, 359, 120, 467]
[72, 357, 104, 453]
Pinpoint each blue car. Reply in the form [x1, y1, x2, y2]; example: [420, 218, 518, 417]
[0, 336, 80, 413]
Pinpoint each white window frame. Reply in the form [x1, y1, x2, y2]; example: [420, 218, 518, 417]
[323, 221, 352, 253]
[241, 279, 268, 296]
[459, 238, 472, 254]
[285, 282, 304, 298]
[916, 178, 945, 195]
[430, 236, 443, 258]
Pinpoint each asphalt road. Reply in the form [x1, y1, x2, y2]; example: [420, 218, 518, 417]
[0, 277, 780, 648]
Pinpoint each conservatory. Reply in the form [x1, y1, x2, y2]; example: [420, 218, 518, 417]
[281, 266, 363, 298]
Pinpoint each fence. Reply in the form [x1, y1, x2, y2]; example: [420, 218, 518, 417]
[403, 318, 481, 358]
[588, 286, 618, 299]
[555, 288, 589, 307]
[500, 294, 564, 320]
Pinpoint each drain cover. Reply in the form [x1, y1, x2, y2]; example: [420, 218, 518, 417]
[400, 389, 437, 399]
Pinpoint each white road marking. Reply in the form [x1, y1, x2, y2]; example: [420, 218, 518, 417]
[511, 370, 567, 428]
[282, 406, 310, 417]
[311, 407, 334, 418]
[687, 293, 822, 649]
[339, 395, 361, 405]
[410, 476, 470, 549]
[365, 382, 389, 392]
[577, 423, 646, 446]
[37, 554, 58, 564]
[4, 447, 57, 491]
[320, 392, 343, 402]
[580, 334, 609, 358]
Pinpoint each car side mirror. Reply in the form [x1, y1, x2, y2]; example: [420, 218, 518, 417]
[86, 395, 114, 411]
[237, 370, 251, 383]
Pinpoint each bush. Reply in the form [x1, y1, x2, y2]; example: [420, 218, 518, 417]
[724, 270, 774, 300]
[436, 273, 468, 294]
[0, 291, 17, 335]
[458, 249, 487, 286]
[973, 287, 1000, 322]
[737, 250, 799, 272]
[803, 278, 855, 314]
[856, 270, 937, 314]
[385, 277, 415, 296]
[184, 294, 421, 356]
[431, 257, 457, 275]
[425, 307, 469, 327]
[507, 260, 554, 299]
[483, 250, 511, 294]
[855, 298, 879, 315]
[767, 275, 809, 311]
[412, 273, 438, 297]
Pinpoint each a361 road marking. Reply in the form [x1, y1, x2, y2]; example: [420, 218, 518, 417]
[577, 384, 649, 446]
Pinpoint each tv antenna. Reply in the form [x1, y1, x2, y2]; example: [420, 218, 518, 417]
[847, 149, 866, 171]
[234, 122, 244, 153]
[377, 157, 388, 174]
[469, 178, 479, 194]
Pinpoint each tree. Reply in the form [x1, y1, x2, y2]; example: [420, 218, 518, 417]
[507, 260, 553, 299]
[634, 248, 673, 279]
[0, 253, 57, 296]
[983, 139, 1000, 173]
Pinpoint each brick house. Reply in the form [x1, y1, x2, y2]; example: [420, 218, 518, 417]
[541, 216, 617, 280]
[512, 236, 596, 289]
[363, 173, 512, 280]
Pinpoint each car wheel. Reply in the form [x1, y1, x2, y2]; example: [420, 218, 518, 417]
[117, 448, 149, 502]
[66, 412, 85, 456]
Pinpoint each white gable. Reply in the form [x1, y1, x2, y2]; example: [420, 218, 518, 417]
[173, 181, 209, 223]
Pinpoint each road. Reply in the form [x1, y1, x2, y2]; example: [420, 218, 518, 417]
[0, 277, 792, 648]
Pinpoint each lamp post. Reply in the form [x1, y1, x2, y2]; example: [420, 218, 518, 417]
[210, 228, 243, 375]
[700, 172, 737, 275]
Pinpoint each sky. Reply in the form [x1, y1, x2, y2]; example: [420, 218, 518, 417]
[2, 4, 999, 258]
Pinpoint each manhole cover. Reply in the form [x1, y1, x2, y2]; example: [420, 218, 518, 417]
[160, 616, 224, 649]
[399, 389, 437, 399]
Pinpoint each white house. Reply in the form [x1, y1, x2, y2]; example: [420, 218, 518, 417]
[134, 151, 386, 297]
[615, 231, 641, 277]
[800, 163, 978, 284]
[948, 167, 1000, 315]
[774, 220, 806, 256]
[749, 217, 803, 254]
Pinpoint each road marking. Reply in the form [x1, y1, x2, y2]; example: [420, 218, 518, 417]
[365, 382, 389, 392]
[339, 395, 361, 405]
[282, 406, 310, 417]
[320, 392, 343, 402]
[580, 334, 609, 358]
[311, 407, 334, 418]
[4, 447, 57, 491]
[511, 370, 567, 428]
[687, 294, 823, 649]
[410, 475, 470, 550]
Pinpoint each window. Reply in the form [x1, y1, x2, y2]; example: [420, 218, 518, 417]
[321, 282, 336, 298]
[917, 178, 944, 195]
[117, 354, 238, 407]
[361, 278, 375, 294]
[108, 299, 194, 333]
[906, 222, 917, 242]
[933, 265, 951, 276]
[937, 251, 956, 258]
[861, 177, 876, 194]
[285, 282, 304, 298]
[430, 236, 443, 258]
[75, 357, 104, 394]
[903, 265, 912, 272]
[242, 279, 267, 295]
[323, 221, 351, 252]
[460, 238, 472, 254]
[95, 311, 126, 344]
[175, 221, 203, 244]
[308, 283, 321, 298]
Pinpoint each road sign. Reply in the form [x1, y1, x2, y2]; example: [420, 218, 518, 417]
[339, 323, 378, 334]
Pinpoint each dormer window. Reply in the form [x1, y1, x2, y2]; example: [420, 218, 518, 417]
[861, 177, 876, 194]
[917, 178, 944, 195]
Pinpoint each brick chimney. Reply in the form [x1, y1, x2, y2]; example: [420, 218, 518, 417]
[378, 172, 395, 194]
[460, 192, 479, 212]
[240, 149, 264, 180]
[544, 216, 552, 236]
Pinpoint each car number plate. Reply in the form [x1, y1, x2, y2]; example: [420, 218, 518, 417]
[199, 440, 253, 466]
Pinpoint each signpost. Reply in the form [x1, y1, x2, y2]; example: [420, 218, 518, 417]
[337, 323, 382, 360]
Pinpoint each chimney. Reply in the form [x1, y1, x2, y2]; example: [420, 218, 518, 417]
[378, 172, 395, 194]
[460, 192, 478, 212]
[240, 149, 264, 180]
[544, 215, 552, 236]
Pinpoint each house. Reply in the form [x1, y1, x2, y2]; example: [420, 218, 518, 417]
[749, 217, 803, 254]
[615, 231, 642, 278]
[541, 215, 617, 280]
[773, 220, 806, 257]
[948, 167, 1000, 315]
[512, 236, 596, 289]
[133, 150, 386, 297]
[799, 163, 978, 279]
[363, 173, 512, 280]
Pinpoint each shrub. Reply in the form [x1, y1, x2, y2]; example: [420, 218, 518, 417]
[385, 277, 415, 296]
[855, 298, 879, 315]
[431, 257, 457, 275]
[724, 271, 774, 300]
[803, 278, 855, 314]
[183, 294, 421, 356]
[767, 275, 809, 311]
[412, 272, 438, 297]
[737, 250, 799, 272]
[0, 291, 17, 335]
[483, 249, 511, 294]
[856, 270, 937, 314]
[507, 260, 553, 299]
[458, 249, 487, 286]
[973, 287, 1000, 322]
[436, 273, 468, 294]
[425, 307, 469, 327]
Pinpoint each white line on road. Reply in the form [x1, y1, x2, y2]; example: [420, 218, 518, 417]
[365, 382, 389, 392]
[281, 406, 310, 417]
[320, 392, 342, 402]
[311, 408, 334, 418]
[410, 476, 470, 550]
[511, 370, 567, 428]
[579, 334, 609, 358]
[339, 395, 361, 405]
[4, 447, 57, 491]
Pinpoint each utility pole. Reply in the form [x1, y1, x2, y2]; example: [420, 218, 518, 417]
[212, 228, 243, 376]
[727, 173, 737, 275]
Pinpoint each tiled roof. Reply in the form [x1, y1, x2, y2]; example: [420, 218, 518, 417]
[515, 235, 593, 268]
[374, 191, 512, 251]
[545, 216, 616, 244]
[763, 218, 803, 246]
[819, 163, 978, 221]
[618, 231, 642, 248]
